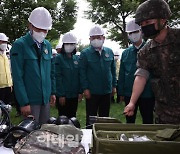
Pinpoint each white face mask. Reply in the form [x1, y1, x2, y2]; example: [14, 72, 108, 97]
[90, 39, 104, 48]
[128, 31, 142, 43]
[64, 44, 76, 53]
[32, 30, 47, 43]
[114, 55, 119, 60]
[0, 43, 7, 51]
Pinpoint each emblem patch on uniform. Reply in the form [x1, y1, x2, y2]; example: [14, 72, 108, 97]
[74, 61, 78, 65]
[105, 53, 109, 58]
[44, 49, 48, 54]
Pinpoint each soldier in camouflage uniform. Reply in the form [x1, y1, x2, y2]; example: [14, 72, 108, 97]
[124, 0, 180, 124]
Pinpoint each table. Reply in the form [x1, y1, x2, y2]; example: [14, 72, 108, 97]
[0, 146, 14, 154]
[0, 129, 92, 154]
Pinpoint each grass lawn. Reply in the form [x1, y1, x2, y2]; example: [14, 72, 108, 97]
[10, 98, 142, 127]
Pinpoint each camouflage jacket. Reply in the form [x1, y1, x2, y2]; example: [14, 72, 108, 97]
[14, 124, 85, 154]
[136, 27, 180, 124]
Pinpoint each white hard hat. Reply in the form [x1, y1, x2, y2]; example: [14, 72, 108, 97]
[114, 50, 120, 56]
[89, 25, 104, 36]
[126, 18, 141, 32]
[0, 33, 8, 41]
[52, 49, 57, 55]
[28, 7, 52, 30]
[56, 42, 62, 49]
[76, 51, 80, 56]
[62, 32, 77, 44]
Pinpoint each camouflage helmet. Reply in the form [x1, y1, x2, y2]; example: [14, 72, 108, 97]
[135, 0, 171, 25]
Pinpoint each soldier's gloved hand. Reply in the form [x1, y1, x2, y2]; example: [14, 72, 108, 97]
[124, 102, 135, 116]
[59, 97, 66, 106]
[21, 105, 31, 117]
[84, 89, 91, 99]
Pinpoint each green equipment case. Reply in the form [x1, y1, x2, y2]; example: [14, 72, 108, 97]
[92, 123, 180, 154]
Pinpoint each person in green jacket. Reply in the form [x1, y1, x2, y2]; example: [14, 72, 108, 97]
[55, 32, 82, 118]
[10, 7, 56, 125]
[118, 19, 155, 124]
[79, 25, 117, 128]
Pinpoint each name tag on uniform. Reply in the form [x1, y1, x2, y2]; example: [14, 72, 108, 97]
[74, 61, 78, 65]
[44, 49, 48, 54]
[105, 53, 109, 58]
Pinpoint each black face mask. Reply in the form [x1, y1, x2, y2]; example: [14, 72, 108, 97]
[141, 23, 160, 39]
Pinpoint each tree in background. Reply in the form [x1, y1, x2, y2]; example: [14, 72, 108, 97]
[78, 43, 89, 52]
[85, 0, 139, 48]
[86, 0, 180, 48]
[44, 0, 78, 41]
[0, 0, 78, 43]
[0, 0, 35, 43]
[167, 0, 180, 27]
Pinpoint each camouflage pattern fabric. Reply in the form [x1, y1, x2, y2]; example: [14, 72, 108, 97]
[136, 28, 180, 124]
[13, 124, 85, 154]
[40, 124, 83, 142]
[135, 0, 171, 24]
